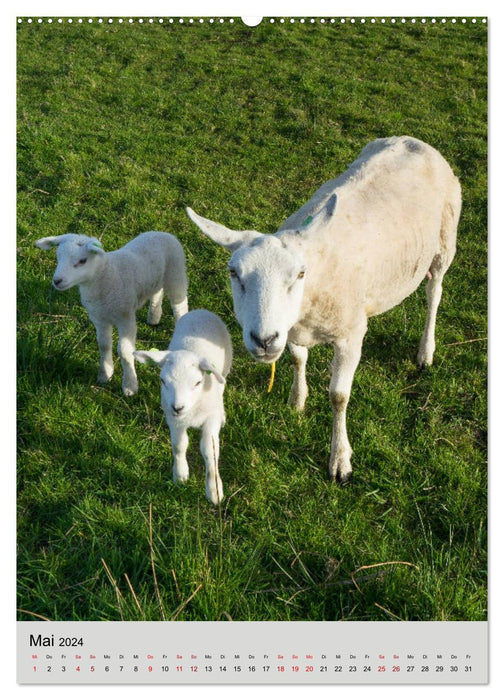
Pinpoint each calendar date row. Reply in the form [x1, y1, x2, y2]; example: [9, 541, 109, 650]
[32, 662, 474, 675]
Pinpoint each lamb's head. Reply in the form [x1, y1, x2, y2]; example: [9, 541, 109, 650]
[134, 349, 225, 419]
[186, 200, 336, 364]
[35, 234, 105, 291]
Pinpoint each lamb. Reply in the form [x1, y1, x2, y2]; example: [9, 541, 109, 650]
[186, 136, 461, 483]
[134, 309, 232, 505]
[35, 231, 189, 396]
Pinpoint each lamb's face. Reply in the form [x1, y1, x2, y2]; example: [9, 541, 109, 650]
[159, 351, 209, 419]
[228, 236, 307, 363]
[35, 234, 105, 291]
[52, 235, 104, 290]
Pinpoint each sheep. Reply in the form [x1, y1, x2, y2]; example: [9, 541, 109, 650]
[186, 136, 461, 483]
[35, 231, 189, 396]
[134, 309, 232, 505]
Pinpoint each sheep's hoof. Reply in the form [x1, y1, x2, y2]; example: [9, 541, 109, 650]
[207, 480, 224, 506]
[329, 458, 353, 485]
[336, 471, 353, 486]
[288, 393, 307, 412]
[122, 377, 139, 396]
[416, 350, 434, 369]
[329, 471, 352, 486]
[208, 493, 224, 507]
[418, 361, 433, 372]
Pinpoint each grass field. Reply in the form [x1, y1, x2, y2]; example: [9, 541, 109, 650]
[17, 18, 487, 622]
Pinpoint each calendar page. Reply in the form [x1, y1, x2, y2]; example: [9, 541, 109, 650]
[16, 5, 488, 687]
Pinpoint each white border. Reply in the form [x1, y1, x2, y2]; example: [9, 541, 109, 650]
[7, 1, 496, 19]
[4, 2, 500, 698]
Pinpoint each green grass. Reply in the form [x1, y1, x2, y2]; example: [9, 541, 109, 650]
[17, 19, 487, 622]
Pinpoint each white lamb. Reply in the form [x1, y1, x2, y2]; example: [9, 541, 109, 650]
[134, 309, 232, 505]
[186, 136, 461, 483]
[35, 231, 189, 396]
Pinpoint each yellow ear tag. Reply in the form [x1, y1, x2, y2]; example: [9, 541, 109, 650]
[267, 361, 276, 393]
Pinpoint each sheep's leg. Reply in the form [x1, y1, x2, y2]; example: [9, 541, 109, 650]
[417, 266, 445, 369]
[417, 197, 458, 368]
[116, 317, 138, 396]
[95, 322, 114, 384]
[170, 296, 189, 323]
[288, 341, 309, 410]
[169, 424, 190, 484]
[200, 422, 224, 505]
[328, 324, 366, 483]
[147, 289, 164, 325]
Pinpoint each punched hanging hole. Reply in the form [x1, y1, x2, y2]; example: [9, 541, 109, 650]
[241, 16, 263, 26]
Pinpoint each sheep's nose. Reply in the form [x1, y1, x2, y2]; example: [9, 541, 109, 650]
[53, 277, 63, 288]
[172, 404, 184, 416]
[250, 331, 279, 351]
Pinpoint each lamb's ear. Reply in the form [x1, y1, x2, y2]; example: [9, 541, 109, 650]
[199, 357, 226, 384]
[134, 349, 170, 367]
[86, 238, 105, 255]
[35, 236, 66, 250]
[186, 207, 262, 252]
[300, 193, 338, 232]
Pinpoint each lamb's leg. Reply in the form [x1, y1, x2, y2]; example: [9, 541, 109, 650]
[95, 321, 114, 384]
[116, 316, 138, 396]
[328, 322, 367, 484]
[147, 289, 164, 325]
[288, 341, 309, 410]
[170, 296, 188, 323]
[200, 422, 224, 505]
[169, 424, 190, 484]
[417, 264, 446, 369]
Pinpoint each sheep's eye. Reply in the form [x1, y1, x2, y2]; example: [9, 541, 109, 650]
[74, 258, 87, 267]
[194, 380, 202, 388]
[298, 270, 305, 279]
[229, 269, 245, 291]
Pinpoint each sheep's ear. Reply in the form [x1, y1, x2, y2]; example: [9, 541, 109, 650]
[199, 357, 226, 384]
[35, 236, 65, 250]
[186, 207, 262, 252]
[300, 193, 338, 232]
[86, 238, 105, 255]
[134, 349, 170, 367]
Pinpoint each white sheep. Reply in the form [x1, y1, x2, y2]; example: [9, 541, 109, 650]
[35, 231, 189, 396]
[134, 309, 232, 505]
[186, 136, 461, 483]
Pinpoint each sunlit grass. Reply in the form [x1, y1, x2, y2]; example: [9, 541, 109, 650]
[17, 19, 486, 621]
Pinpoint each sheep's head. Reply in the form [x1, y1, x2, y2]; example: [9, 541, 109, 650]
[134, 349, 225, 419]
[186, 196, 336, 364]
[225, 236, 306, 363]
[35, 234, 105, 291]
